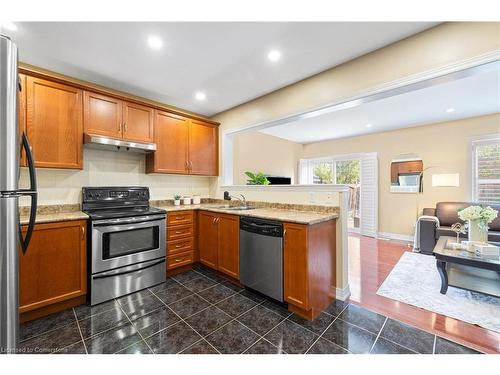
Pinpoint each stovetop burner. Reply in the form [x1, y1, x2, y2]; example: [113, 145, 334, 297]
[84, 206, 166, 220]
[82, 186, 165, 220]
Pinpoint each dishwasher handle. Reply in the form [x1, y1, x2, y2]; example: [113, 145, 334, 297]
[240, 217, 283, 237]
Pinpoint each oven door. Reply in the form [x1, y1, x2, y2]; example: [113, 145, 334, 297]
[91, 215, 166, 274]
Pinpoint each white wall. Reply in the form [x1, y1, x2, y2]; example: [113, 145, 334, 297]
[19, 148, 212, 206]
[232, 131, 303, 185]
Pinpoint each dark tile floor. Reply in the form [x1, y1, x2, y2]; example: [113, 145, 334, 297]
[19, 265, 483, 354]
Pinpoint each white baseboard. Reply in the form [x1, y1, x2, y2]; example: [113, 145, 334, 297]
[377, 231, 414, 242]
[335, 286, 351, 301]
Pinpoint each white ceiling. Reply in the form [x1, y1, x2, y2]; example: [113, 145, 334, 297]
[260, 63, 500, 143]
[7, 22, 437, 116]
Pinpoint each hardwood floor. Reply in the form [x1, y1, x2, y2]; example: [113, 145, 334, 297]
[347, 233, 500, 354]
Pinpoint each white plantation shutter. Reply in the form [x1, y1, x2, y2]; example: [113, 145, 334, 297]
[473, 137, 500, 204]
[360, 152, 378, 237]
[298, 159, 309, 184]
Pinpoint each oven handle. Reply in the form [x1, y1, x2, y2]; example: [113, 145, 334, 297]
[92, 258, 165, 279]
[92, 215, 165, 227]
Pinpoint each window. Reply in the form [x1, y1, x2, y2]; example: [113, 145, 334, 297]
[300, 158, 360, 185]
[299, 156, 362, 231]
[472, 136, 500, 204]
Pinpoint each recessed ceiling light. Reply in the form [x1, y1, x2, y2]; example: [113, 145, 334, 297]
[0, 22, 17, 32]
[267, 49, 281, 62]
[195, 91, 206, 101]
[365, 123, 373, 128]
[147, 35, 163, 50]
[446, 108, 455, 113]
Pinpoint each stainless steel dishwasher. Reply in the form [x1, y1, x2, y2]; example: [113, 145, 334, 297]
[239, 217, 283, 302]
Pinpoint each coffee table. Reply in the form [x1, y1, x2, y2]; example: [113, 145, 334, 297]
[433, 236, 500, 297]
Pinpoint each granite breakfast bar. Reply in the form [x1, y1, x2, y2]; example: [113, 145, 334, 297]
[19, 199, 340, 321]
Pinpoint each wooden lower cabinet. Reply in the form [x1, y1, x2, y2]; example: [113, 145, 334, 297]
[198, 211, 219, 269]
[166, 210, 196, 270]
[283, 223, 309, 309]
[198, 211, 239, 279]
[19, 220, 87, 320]
[284, 220, 337, 320]
[216, 214, 240, 279]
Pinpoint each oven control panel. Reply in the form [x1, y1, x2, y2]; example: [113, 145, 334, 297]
[82, 187, 150, 202]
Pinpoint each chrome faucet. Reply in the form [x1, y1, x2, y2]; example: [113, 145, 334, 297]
[224, 191, 247, 207]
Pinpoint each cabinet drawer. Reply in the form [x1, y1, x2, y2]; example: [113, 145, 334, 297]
[167, 211, 194, 226]
[167, 224, 193, 240]
[167, 251, 194, 270]
[167, 237, 193, 255]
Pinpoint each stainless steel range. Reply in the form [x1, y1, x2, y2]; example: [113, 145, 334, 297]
[82, 187, 166, 305]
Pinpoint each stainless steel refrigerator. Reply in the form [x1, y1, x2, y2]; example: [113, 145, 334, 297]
[0, 34, 37, 353]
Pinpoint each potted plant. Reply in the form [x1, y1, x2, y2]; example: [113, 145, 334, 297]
[173, 194, 181, 206]
[458, 205, 498, 246]
[244, 171, 270, 185]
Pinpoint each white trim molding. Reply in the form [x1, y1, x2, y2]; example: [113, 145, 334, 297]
[378, 232, 414, 243]
[222, 52, 500, 139]
[335, 286, 351, 302]
[220, 54, 499, 187]
[220, 184, 350, 193]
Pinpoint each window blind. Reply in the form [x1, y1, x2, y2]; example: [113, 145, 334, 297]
[473, 138, 500, 204]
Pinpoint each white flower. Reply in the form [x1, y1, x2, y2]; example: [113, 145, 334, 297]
[458, 205, 498, 223]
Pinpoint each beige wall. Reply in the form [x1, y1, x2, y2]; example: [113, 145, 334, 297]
[19, 148, 212, 206]
[302, 113, 500, 236]
[212, 23, 499, 132]
[232, 131, 303, 185]
[211, 23, 500, 193]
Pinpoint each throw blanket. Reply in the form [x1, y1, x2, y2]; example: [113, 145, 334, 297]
[413, 215, 440, 252]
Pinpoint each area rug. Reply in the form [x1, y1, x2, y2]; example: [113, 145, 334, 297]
[376, 252, 500, 333]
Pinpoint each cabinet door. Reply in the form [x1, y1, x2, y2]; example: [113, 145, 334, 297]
[217, 214, 240, 279]
[19, 220, 87, 313]
[146, 111, 189, 174]
[188, 119, 218, 176]
[283, 223, 308, 309]
[122, 101, 154, 143]
[198, 211, 219, 269]
[19, 74, 27, 167]
[26, 76, 83, 169]
[83, 91, 122, 139]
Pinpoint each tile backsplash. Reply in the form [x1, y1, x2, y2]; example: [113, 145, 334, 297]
[19, 148, 212, 206]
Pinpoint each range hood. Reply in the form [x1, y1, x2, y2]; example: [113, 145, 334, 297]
[84, 134, 156, 153]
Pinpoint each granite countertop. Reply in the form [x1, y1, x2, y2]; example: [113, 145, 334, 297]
[156, 204, 338, 225]
[19, 204, 88, 225]
[20, 211, 89, 225]
[19, 201, 339, 226]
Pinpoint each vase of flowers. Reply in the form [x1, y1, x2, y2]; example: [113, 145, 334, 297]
[458, 205, 498, 246]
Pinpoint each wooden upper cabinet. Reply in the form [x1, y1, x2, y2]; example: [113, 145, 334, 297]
[19, 220, 86, 314]
[83, 91, 122, 139]
[188, 119, 218, 176]
[217, 214, 240, 279]
[198, 211, 219, 269]
[283, 223, 309, 309]
[18, 74, 26, 167]
[146, 114, 218, 176]
[26, 76, 83, 169]
[83, 92, 153, 143]
[146, 111, 189, 174]
[122, 101, 154, 143]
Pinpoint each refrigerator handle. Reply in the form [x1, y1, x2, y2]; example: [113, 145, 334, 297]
[18, 132, 38, 254]
[22, 132, 37, 192]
